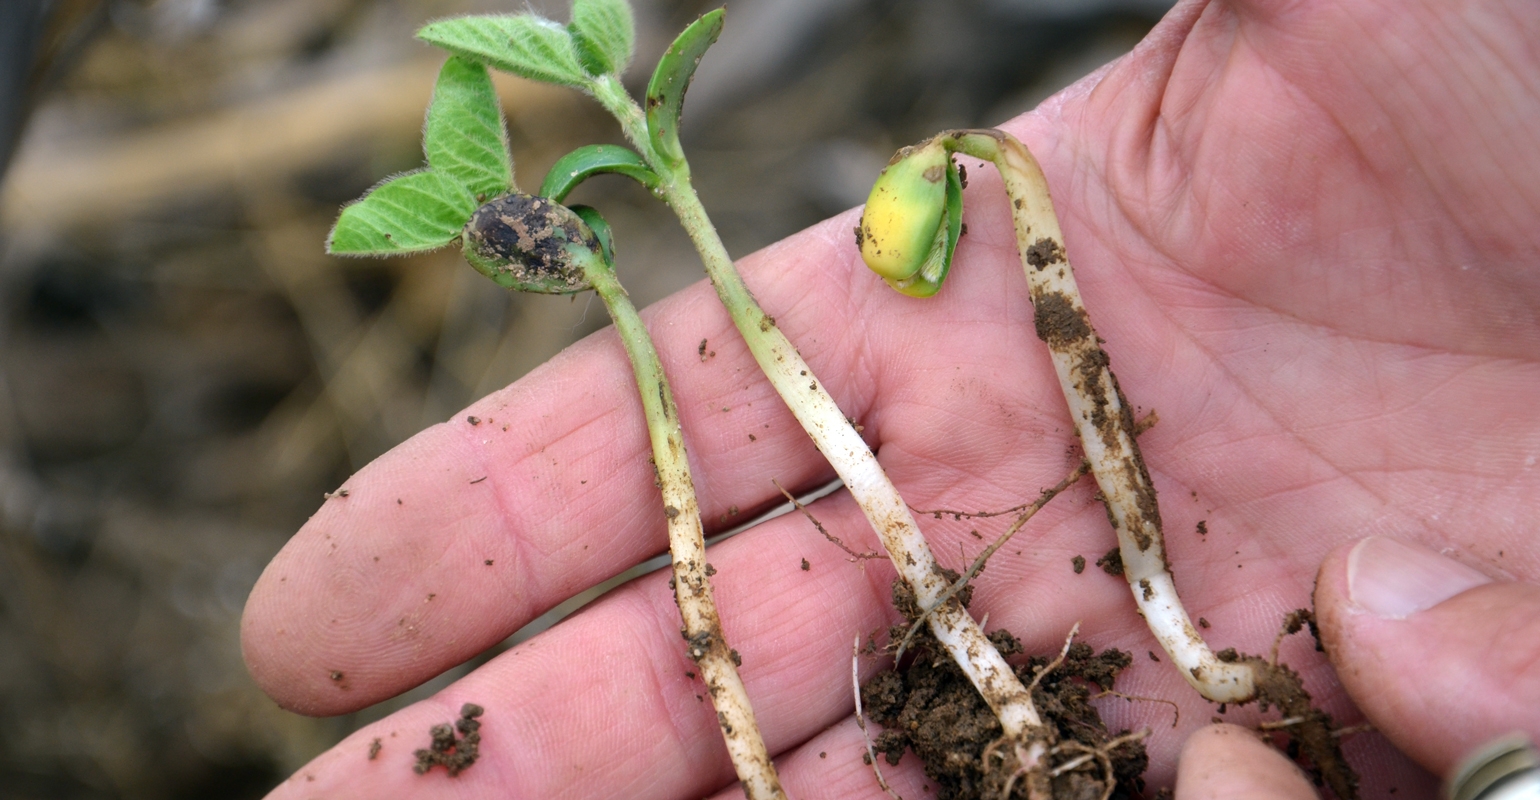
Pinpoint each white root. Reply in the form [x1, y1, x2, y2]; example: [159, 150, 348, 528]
[951, 129, 1258, 704]
[645, 178, 1049, 738]
[853, 635, 905, 800]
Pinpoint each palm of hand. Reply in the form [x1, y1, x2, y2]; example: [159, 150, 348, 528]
[244, 0, 1538, 797]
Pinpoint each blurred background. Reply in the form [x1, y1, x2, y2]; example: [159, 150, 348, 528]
[0, 0, 1173, 796]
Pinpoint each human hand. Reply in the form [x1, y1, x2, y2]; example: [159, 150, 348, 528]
[241, 0, 1540, 796]
[1177, 537, 1540, 799]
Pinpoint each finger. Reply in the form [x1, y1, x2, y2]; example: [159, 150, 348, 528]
[240, 208, 898, 714]
[1314, 536, 1540, 778]
[261, 492, 902, 799]
[259, 474, 1235, 799]
[242, 172, 1090, 716]
[701, 715, 932, 800]
[1175, 723, 1317, 800]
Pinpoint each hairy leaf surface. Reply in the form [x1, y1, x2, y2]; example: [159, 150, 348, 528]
[418, 15, 589, 89]
[424, 57, 513, 200]
[327, 171, 476, 255]
[569, 0, 634, 76]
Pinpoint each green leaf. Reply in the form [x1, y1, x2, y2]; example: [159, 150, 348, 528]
[327, 170, 477, 255]
[424, 57, 514, 200]
[417, 15, 589, 89]
[539, 144, 659, 203]
[568, 205, 616, 266]
[569, 0, 634, 76]
[645, 9, 724, 167]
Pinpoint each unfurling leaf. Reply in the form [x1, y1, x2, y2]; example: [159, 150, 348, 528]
[418, 15, 589, 89]
[424, 57, 514, 200]
[567, 204, 616, 266]
[539, 144, 659, 203]
[645, 9, 724, 167]
[569, 0, 635, 77]
[327, 170, 477, 255]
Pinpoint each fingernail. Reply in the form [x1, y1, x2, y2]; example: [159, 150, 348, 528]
[1347, 536, 1492, 619]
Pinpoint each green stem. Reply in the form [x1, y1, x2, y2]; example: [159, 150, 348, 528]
[589, 83, 1045, 741]
[584, 257, 786, 800]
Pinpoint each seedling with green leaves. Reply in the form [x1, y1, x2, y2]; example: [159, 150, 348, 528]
[400, 0, 1055, 770]
[328, 52, 785, 799]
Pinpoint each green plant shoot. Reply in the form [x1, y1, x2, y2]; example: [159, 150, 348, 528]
[324, 46, 786, 800]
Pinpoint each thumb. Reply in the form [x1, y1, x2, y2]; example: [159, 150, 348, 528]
[1315, 536, 1540, 778]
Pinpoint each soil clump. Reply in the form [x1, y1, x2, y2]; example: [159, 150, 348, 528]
[1218, 622, 1358, 800]
[412, 703, 484, 777]
[862, 578, 1147, 799]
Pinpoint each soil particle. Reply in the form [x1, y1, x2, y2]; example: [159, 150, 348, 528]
[1071, 555, 1086, 574]
[466, 416, 480, 426]
[1218, 650, 1358, 799]
[1025, 238, 1065, 270]
[1197, 617, 1210, 629]
[864, 580, 1146, 799]
[1195, 520, 1207, 535]
[1096, 548, 1123, 576]
[685, 630, 713, 661]
[1281, 608, 1324, 652]
[368, 738, 381, 760]
[413, 703, 484, 777]
[800, 558, 810, 571]
[1030, 291, 1090, 350]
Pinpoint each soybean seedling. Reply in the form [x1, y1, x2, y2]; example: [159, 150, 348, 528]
[858, 128, 1358, 799]
[414, 0, 1051, 768]
[326, 55, 785, 799]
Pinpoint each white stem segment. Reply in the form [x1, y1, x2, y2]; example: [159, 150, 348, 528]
[669, 185, 1044, 737]
[588, 263, 788, 800]
[587, 77, 1044, 739]
[952, 130, 1255, 704]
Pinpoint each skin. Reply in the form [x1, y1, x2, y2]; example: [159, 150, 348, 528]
[1177, 537, 1540, 799]
[241, 0, 1540, 797]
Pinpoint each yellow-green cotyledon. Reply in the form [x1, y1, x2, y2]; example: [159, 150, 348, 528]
[856, 137, 954, 296]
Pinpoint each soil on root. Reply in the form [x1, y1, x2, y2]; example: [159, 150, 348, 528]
[1217, 648, 1359, 800]
[862, 578, 1147, 799]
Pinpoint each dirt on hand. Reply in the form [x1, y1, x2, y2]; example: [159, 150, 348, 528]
[412, 703, 484, 777]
